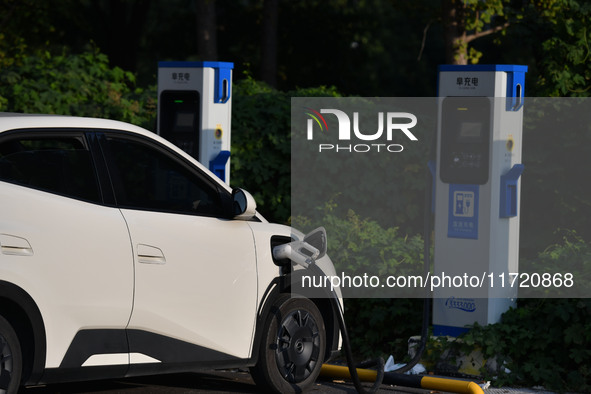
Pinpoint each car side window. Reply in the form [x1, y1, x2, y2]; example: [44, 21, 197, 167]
[104, 136, 224, 217]
[0, 134, 101, 202]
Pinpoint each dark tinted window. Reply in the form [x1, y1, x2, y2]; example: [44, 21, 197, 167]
[104, 137, 223, 217]
[0, 135, 101, 202]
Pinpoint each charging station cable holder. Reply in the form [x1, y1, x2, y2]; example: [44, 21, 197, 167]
[500, 164, 524, 218]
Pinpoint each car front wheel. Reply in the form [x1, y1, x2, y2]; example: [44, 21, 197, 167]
[0, 315, 22, 394]
[251, 293, 326, 393]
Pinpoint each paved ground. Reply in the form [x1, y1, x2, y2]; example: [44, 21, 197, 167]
[18, 370, 557, 394]
[18, 370, 449, 394]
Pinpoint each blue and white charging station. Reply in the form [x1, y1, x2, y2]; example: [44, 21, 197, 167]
[157, 61, 233, 184]
[433, 65, 528, 336]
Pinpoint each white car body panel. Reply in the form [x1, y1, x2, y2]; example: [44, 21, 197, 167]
[247, 222, 292, 307]
[123, 209, 258, 358]
[0, 183, 134, 368]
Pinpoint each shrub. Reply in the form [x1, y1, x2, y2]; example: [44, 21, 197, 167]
[294, 200, 428, 360]
[0, 46, 156, 129]
[428, 233, 591, 391]
[231, 76, 340, 223]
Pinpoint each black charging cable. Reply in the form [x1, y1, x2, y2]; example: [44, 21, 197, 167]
[306, 262, 385, 394]
[392, 165, 433, 374]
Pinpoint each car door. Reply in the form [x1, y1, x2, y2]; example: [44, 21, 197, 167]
[98, 132, 258, 364]
[0, 131, 134, 369]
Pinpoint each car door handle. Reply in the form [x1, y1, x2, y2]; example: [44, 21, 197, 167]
[0, 234, 34, 256]
[137, 244, 166, 265]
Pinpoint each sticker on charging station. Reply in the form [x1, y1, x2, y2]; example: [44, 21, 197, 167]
[448, 184, 479, 239]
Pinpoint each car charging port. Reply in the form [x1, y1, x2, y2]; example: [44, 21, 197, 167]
[270, 235, 292, 267]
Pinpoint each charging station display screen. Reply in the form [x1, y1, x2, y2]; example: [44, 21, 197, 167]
[459, 122, 483, 139]
[440, 97, 491, 185]
[159, 90, 201, 159]
[175, 112, 196, 128]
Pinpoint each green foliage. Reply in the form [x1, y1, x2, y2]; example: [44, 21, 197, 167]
[294, 200, 428, 360]
[459, 298, 591, 391]
[231, 77, 290, 222]
[529, 0, 591, 96]
[0, 0, 53, 69]
[344, 298, 424, 361]
[231, 76, 340, 223]
[520, 99, 591, 257]
[0, 33, 27, 70]
[290, 95, 435, 234]
[0, 47, 156, 129]
[423, 234, 591, 391]
[463, 0, 506, 31]
[295, 200, 425, 281]
[457, 0, 509, 64]
[521, 230, 591, 296]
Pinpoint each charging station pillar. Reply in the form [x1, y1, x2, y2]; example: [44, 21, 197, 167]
[433, 65, 527, 336]
[157, 61, 233, 184]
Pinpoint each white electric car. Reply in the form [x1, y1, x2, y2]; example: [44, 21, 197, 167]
[0, 113, 340, 394]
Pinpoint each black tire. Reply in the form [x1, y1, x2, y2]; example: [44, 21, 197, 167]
[251, 294, 326, 393]
[0, 315, 22, 394]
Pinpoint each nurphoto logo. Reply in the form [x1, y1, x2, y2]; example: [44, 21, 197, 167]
[304, 107, 418, 153]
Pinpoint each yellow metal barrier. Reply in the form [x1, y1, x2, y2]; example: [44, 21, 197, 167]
[320, 364, 484, 394]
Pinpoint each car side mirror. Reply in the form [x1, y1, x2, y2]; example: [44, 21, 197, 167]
[233, 188, 257, 220]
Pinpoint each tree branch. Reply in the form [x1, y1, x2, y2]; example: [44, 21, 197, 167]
[465, 22, 510, 44]
[417, 19, 435, 62]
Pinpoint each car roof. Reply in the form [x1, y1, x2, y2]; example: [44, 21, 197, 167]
[0, 112, 148, 134]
